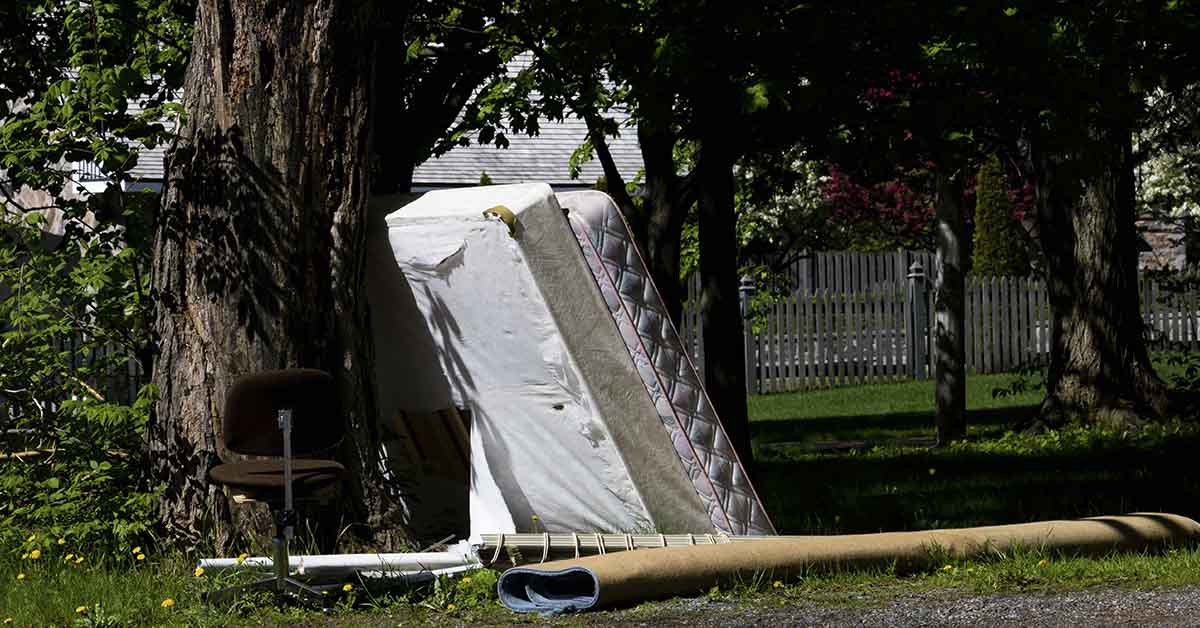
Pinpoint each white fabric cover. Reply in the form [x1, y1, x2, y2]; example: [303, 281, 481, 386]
[385, 185, 652, 538]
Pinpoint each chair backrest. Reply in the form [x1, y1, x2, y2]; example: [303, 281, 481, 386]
[222, 369, 342, 457]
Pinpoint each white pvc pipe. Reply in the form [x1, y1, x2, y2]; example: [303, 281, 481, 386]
[198, 550, 478, 577]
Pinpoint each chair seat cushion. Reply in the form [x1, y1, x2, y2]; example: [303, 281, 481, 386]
[209, 459, 347, 494]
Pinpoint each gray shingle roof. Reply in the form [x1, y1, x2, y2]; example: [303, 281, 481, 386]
[107, 55, 646, 188]
[412, 113, 643, 187]
[412, 51, 644, 187]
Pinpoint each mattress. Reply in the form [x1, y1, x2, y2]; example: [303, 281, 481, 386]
[558, 191, 774, 536]
[382, 183, 772, 538]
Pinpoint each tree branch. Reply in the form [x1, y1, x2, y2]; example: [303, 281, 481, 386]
[583, 111, 633, 209]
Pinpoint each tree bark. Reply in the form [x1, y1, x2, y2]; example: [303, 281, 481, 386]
[696, 140, 753, 466]
[1033, 119, 1170, 426]
[933, 169, 967, 444]
[149, 0, 410, 552]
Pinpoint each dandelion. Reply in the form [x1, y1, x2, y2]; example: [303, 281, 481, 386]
[74, 555, 84, 564]
[342, 583, 353, 592]
[772, 580, 783, 589]
[57, 538, 66, 545]
[161, 598, 176, 609]
[29, 549, 41, 560]
[25, 534, 35, 543]
[236, 553, 249, 564]
[194, 566, 205, 577]
[65, 553, 74, 562]
[137, 554, 146, 561]
[461, 576, 472, 584]
[15, 573, 25, 581]
[3, 617, 11, 624]
[941, 564, 953, 572]
[447, 604, 456, 611]
[1037, 559, 1048, 568]
[132, 546, 141, 555]
[75, 606, 88, 615]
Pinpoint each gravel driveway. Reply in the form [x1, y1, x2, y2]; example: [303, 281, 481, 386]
[581, 586, 1200, 627]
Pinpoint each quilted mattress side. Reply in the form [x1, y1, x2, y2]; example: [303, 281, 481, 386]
[559, 191, 776, 536]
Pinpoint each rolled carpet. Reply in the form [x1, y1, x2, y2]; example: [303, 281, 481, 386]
[497, 513, 1200, 613]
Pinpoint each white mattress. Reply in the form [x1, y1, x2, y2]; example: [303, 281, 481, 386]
[377, 184, 769, 539]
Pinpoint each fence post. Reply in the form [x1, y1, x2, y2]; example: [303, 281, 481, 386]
[907, 261, 930, 380]
[740, 274, 757, 394]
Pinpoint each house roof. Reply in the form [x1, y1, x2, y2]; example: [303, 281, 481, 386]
[411, 112, 643, 188]
[103, 54, 646, 189]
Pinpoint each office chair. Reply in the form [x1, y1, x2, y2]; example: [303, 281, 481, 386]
[204, 368, 346, 606]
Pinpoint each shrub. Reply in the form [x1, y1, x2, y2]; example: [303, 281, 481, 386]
[971, 154, 1031, 277]
[0, 213, 158, 558]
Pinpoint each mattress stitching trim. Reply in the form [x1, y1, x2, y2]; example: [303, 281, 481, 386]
[571, 197, 776, 533]
[568, 212, 735, 533]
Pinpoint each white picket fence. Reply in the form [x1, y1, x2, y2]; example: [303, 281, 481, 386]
[680, 250, 1200, 392]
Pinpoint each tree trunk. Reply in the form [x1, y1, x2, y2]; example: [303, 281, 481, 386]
[638, 124, 690, 326]
[587, 112, 691, 326]
[1033, 120, 1170, 426]
[696, 142, 753, 465]
[371, 5, 499, 194]
[933, 169, 967, 444]
[149, 0, 410, 552]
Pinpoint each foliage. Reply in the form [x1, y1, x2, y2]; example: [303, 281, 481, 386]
[820, 165, 935, 251]
[971, 154, 1031, 277]
[0, 0, 191, 557]
[1137, 85, 1200, 219]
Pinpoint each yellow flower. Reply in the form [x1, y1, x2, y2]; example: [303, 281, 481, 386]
[25, 534, 35, 543]
[132, 546, 141, 555]
[941, 564, 953, 572]
[64, 553, 74, 561]
[928, 468, 937, 476]
[3, 617, 12, 624]
[15, 573, 25, 581]
[236, 553, 249, 564]
[75, 606, 88, 615]
[136, 554, 146, 561]
[342, 583, 353, 592]
[19, 553, 27, 560]
[461, 576, 472, 584]
[772, 580, 783, 589]
[161, 598, 176, 609]
[1037, 559, 1048, 567]
[74, 555, 84, 564]
[28, 549, 41, 560]
[57, 538, 66, 545]
[531, 514, 540, 521]
[194, 566, 205, 577]
[447, 604, 456, 612]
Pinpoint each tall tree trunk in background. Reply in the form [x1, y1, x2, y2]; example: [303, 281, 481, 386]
[637, 123, 691, 325]
[1033, 118, 1170, 426]
[371, 4, 500, 194]
[696, 138, 752, 466]
[149, 0, 410, 552]
[933, 169, 966, 444]
[588, 111, 692, 325]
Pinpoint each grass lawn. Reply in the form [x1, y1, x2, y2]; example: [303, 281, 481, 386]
[5, 366, 1200, 625]
[748, 366, 1200, 536]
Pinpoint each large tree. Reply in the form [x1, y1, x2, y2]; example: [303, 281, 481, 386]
[148, 0, 408, 550]
[1002, 1, 1198, 424]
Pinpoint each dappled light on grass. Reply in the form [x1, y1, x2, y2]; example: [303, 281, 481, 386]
[748, 371, 1200, 537]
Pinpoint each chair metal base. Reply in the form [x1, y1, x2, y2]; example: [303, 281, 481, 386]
[203, 575, 335, 608]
